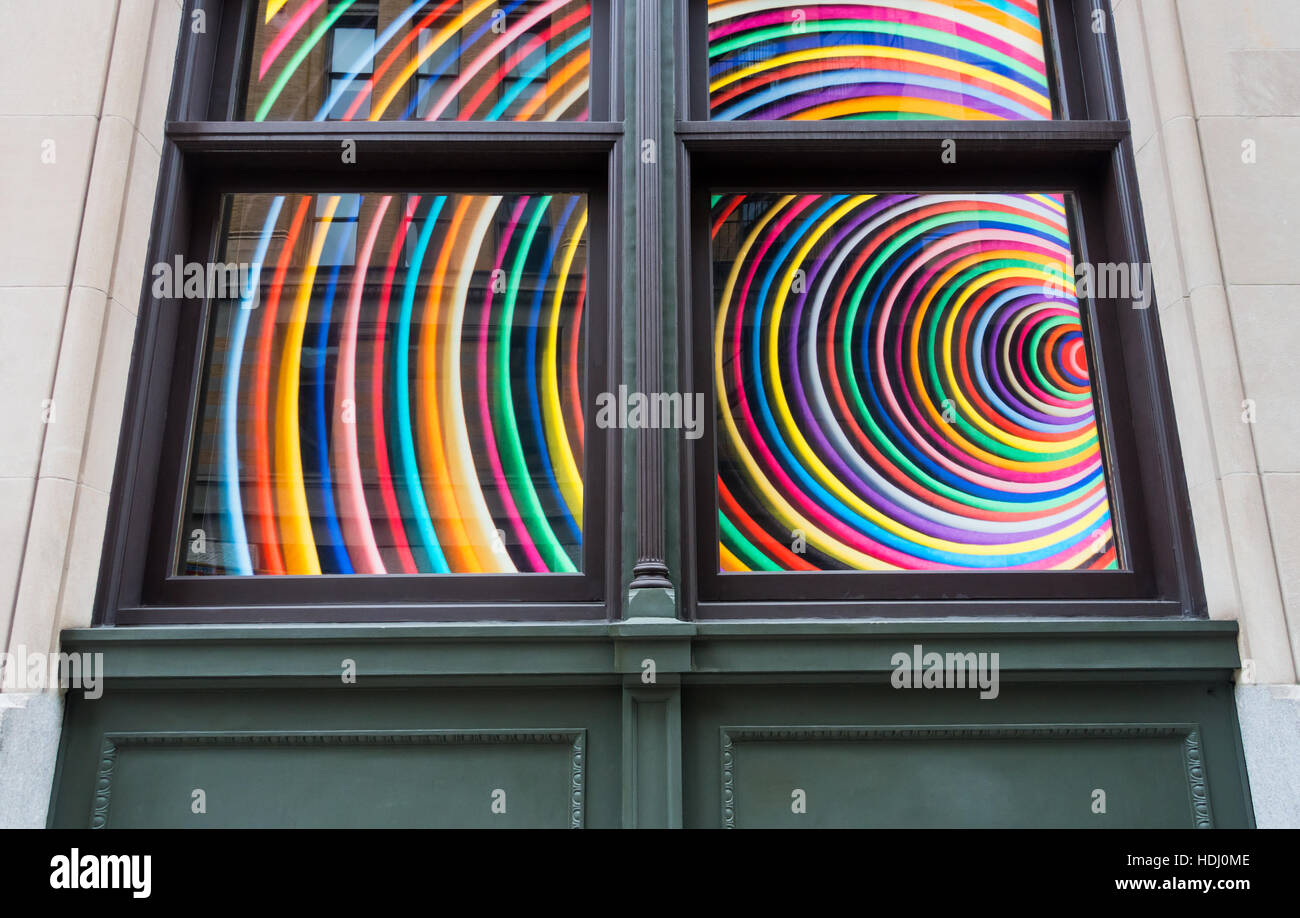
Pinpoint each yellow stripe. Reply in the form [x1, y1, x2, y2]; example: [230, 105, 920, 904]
[763, 197, 1095, 555]
[273, 195, 334, 575]
[719, 544, 749, 572]
[441, 197, 515, 571]
[905, 249, 1098, 466]
[795, 97, 1001, 119]
[419, 196, 482, 571]
[708, 0, 1046, 57]
[544, 208, 587, 526]
[370, 0, 499, 119]
[938, 263, 1098, 455]
[714, 195, 896, 569]
[710, 44, 1051, 115]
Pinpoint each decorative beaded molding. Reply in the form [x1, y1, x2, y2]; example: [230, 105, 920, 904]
[719, 724, 1211, 829]
[92, 729, 587, 829]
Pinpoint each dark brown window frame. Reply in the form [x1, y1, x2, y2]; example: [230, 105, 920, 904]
[674, 0, 1206, 618]
[94, 0, 626, 624]
[94, 0, 1204, 626]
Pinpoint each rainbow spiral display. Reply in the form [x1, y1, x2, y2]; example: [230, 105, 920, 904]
[708, 0, 1052, 120]
[713, 192, 1118, 572]
[188, 192, 587, 576]
[250, 0, 590, 122]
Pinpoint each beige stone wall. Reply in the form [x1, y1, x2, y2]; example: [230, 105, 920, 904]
[0, 0, 181, 662]
[1114, 0, 1300, 686]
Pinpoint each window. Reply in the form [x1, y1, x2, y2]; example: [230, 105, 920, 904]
[710, 191, 1118, 574]
[102, 0, 1198, 624]
[99, 0, 615, 623]
[706, 0, 1056, 121]
[414, 27, 460, 119]
[181, 191, 589, 577]
[243, 0, 593, 122]
[680, 0, 1201, 615]
[324, 16, 377, 120]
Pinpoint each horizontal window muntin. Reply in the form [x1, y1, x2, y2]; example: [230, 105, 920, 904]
[702, 0, 1060, 121]
[688, 180, 1156, 605]
[237, 0, 598, 123]
[133, 179, 613, 611]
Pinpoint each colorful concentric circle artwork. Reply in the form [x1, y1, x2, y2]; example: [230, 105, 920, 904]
[708, 0, 1053, 121]
[712, 192, 1119, 572]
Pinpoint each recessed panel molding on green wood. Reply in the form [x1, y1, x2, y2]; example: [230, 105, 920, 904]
[719, 724, 1212, 829]
[91, 730, 586, 829]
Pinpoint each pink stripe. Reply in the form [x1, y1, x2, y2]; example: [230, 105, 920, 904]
[709, 6, 1045, 76]
[1021, 502, 1110, 570]
[422, 0, 574, 121]
[1012, 306, 1085, 408]
[728, 197, 941, 569]
[332, 195, 391, 574]
[478, 197, 546, 572]
[878, 227, 1092, 486]
[260, 0, 326, 81]
[877, 226, 1094, 487]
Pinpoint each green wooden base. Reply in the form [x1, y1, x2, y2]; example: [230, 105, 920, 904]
[49, 621, 1254, 828]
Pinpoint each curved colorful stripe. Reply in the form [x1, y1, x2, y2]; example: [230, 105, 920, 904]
[218, 195, 283, 576]
[316, 1, 441, 121]
[414, 0, 578, 122]
[544, 208, 588, 528]
[248, 0, 590, 124]
[496, 196, 578, 572]
[256, 0, 359, 121]
[395, 195, 451, 572]
[477, 198, 547, 572]
[707, 0, 1052, 121]
[713, 192, 1117, 572]
[249, 196, 313, 574]
[524, 195, 583, 545]
[439, 196, 517, 572]
[308, 202, 356, 574]
[369, 196, 421, 573]
[273, 196, 336, 575]
[333, 195, 390, 574]
[194, 184, 587, 577]
[398, 0, 533, 121]
[259, 0, 326, 81]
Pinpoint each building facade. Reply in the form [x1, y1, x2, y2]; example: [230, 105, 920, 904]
[1, 0, 1296, 828]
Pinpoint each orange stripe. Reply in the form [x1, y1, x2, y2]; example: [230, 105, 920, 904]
[418, 195, 482, 571]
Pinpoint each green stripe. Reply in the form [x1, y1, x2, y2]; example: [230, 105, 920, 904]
[255, 0, 359, 122]
[497, 197, 576, 572]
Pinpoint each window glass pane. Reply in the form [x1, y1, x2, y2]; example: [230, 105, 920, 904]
[316, 193, 361, 265]
[707, 0, 1054, 120]
[244, 0, 591, 122]
[415, 27, 461, 117]
[711, 192, 1119, 572]
[325, 76, 372, 119]
[180, 191, 589, 575]
[331, 26, 377, 74]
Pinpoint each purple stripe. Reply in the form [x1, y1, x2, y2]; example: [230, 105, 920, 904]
[746, 79, 1024, 120]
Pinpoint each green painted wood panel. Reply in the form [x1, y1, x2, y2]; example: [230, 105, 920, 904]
[719, 726, 1204, 828]
[48, 624, 1254, 829]
[98, 731, 584, 828]
[684, 682, 1253, 828]
[51, 686, 624, 829]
